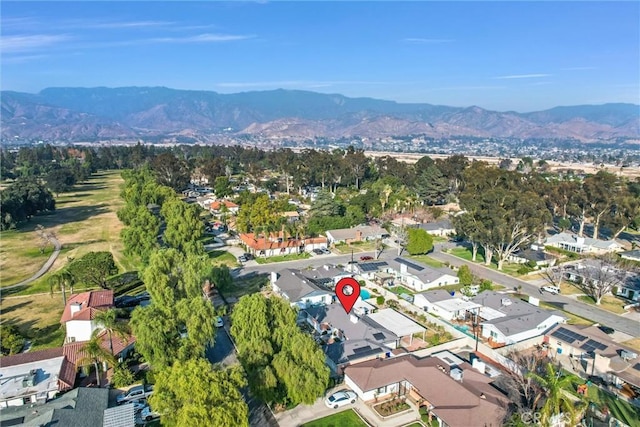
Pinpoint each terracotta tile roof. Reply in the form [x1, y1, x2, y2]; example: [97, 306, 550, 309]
[58, 356, 77, 391]
[344, 355, 507, 427]
[60, 290, 114, 323]
[240, 232, 327, 251]
[210, 200, 238, 210]
[63, 331, 136, 366]
[0, 347, 64, 368]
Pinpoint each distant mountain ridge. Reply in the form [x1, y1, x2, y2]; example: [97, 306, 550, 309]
[1, 86, 638, 142]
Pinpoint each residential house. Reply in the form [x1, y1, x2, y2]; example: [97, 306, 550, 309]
[366, 308, 427, 346]
[545, 232, 624, 254]
[281, 211, 301, 223]
[620, 250, 640, 262]
[63, 331, 136, 368]
[383, 257, 459, 292]
[196, 195, 216, 209]
[325, 225, 389, 245]
[302, 304, 399, 373]
[208, 200, 239, 215]
[391, 216, 419, 228]
[414, 290, 481, 321]
[507, 245, 557, 267]
[471, 291, 566, 347]
[545, 324, 640, 395]
[300, 264, 354, 289]
[0, 348, 76, 408]
[344, 354, 509, 427]
[417, 218, 456, 237]
[61, 290, 114, 343]
[239, 232, 327, 257]
[0, 387, 109, 426]
[270, 269, 333, 309]
[564, 260, 639, 302]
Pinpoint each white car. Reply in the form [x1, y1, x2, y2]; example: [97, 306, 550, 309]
[214, 316, 224, 328]
[541, 285, 560, 294]
[324, 390, 357, 409]
[141, 406, 161, 422]
[126, 400, 147, 413]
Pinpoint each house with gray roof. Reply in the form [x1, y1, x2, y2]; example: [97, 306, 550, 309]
[471, 291, 566, 346]
[300, 264, 354, 289]
[507, 245, 557, 267]
[414, 290, 481, 321]
[302, 304, 399, 372]
[620, 250, 640, 262]
[417, 218, 455, 237]
[545, 232, 624, 254]
[382, 257, 459, 292]
[325, 224, 389, 245]
[565, 260, 640, 302]
[270, 269, 333, 309]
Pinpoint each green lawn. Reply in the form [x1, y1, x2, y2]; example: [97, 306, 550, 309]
[536, 300, 593, 326]
[409, 255, 444, 268]
[254, 252, 310, 264]
[223, 274, 269, 299]
[301, 409, 368, 427]
[333, 241, 380, 254]
[447, 247, 526, 277]
[577, 295, 627, 315]
[388, 285, 415, 296]
[208, 250, 239, 268]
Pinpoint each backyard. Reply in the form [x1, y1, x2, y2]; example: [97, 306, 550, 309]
[301, 409, 368, 427]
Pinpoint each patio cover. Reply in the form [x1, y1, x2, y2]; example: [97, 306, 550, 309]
[478, 306, 506, 321]
[367, 308, 426, 344]
[436, 299, 482, 313]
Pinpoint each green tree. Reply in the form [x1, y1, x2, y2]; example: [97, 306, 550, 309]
[149, 358, 249, 427]
[214, 176, 233, 198]
[66, 251, 118, 288]
[151, 152, 191, 191]
[94, 309, 129, 356]
[0, 324, 26, 355]
[79, 331, 116, 387]
[528, 363, 586, 426]
[120, 205, 160, 262]
[457, 265, 473, 286]
[111, 363, 136, 388]
[161, 198, 204, 255]
[46, 167, 76, 195]
[406, 228, 434, 255]
[583, 171, 620, 240]
[211, 266, 233, 292]
[414, 164, 449, 205]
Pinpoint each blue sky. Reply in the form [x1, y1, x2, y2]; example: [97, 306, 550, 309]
[1, 1, 638, 112]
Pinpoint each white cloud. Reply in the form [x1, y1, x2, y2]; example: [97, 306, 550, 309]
[0, 34, 72, 53]
[494, 73, 551, 79]
[403, 38, 454, 44]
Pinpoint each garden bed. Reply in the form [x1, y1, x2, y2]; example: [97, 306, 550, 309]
[372, 397, 411, 418]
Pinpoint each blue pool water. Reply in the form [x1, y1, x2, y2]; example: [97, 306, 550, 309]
[360, 289, 371, 300]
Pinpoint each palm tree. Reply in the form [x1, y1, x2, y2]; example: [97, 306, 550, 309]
[94, 309, 129, 356]
[527, 363, 586, 426]
[79, 331, 116, 387]
[48, 270, 74, 306]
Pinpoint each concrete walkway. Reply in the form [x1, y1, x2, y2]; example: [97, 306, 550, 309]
[274, 387, 422, 427]
[3, 236, 61, 289]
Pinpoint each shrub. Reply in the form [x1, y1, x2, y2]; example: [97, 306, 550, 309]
[358, 280, 366, 287]
[387, 300, 399, 309]
[517, 265, 532, 275]
[376, 296, 385, 306]
[111, 363, 135, 388]
[479, 279, 493, 291]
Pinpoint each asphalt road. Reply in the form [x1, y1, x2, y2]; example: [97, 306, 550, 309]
[233, 244, 640, 337]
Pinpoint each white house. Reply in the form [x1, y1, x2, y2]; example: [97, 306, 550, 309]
[60, 290, 114, 343]
[414, 290, 481, 321]
[506, 245, 557, 267]
[545, 232, 624, 254]
[0, 348, 76, 408]
[418, 218, 456, 237]
[270, 269, 333, 309]
[326, 225, 389, 245]
[564, 260, 639, 301]
[472, 292, 566, 346]
[383, 257, 459, 292]
[240, 232, 328, 257]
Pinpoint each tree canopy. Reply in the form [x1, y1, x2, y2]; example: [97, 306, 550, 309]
[406, 228, 434, 255]
[66, 251, 118, 288]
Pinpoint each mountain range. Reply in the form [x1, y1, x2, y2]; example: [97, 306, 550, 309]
[1, 87, 638, 143]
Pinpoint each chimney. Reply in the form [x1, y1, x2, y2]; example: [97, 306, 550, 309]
[323, 265, 329, 271]
[349, 314, 359, 324]
[449, 368, 463, 382]
[400, 263, 408, 274]
[472, 358, 486, 374]
[355, 230, 363, 241]
[270, 271, 278, 284]
[70, 302, 82, 316]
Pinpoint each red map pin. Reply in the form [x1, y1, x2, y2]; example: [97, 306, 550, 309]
[335, 277, 361, 314]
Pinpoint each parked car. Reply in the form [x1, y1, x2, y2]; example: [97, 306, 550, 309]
[313, 249, 323, 255]
[541, 286, 560, 294]
[126, 400, 147, 413]
[214, 316, 224, 328]
[115, 295, 139, 308]
[324, 390, 357, 409]
[140, 406, 161, 422]
[320, 248, 331, 254]
[360, 256, 373, 261]
[598, 325, 615, 334]
[116, 385, 154, 405]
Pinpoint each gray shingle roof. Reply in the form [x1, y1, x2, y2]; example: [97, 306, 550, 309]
[384, 257, 455, 284]
[274, 269, 330, 302]
[414, 289, 455, 303]
[418, 218, 454, 231]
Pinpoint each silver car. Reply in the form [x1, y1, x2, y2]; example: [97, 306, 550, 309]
[324, 390, 357, 409]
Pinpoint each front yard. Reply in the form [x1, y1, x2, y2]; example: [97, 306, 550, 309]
[372, 397, 411, 417]
[222, 274, 269, 299]
[301, 409, 368, 427]
[208, 250, 239, 268]
[447, 247, 527, 276]
[333, 241, 381, 254]
[408, 255, 444, 268]
[254, 252, 311, 264]
[577, 295, 627, 315]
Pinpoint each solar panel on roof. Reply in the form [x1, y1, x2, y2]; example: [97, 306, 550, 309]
[373, 332, 386, 341]
[353, 346, 373, 354]
[551, 327, 587, 344]
[633, 363, 640, 372]
[580, 339, 608, 353]
[395, 257, 424, 271]
[359, 261, 387, 272]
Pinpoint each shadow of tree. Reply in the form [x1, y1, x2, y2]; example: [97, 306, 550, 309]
[0, 299, 32, 314]
[15, 204, 110, 232]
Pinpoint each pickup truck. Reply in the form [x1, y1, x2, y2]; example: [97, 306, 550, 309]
[116, 385, 154, 405]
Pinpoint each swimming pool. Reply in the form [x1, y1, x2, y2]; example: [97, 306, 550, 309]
[360, 289, 371, 300]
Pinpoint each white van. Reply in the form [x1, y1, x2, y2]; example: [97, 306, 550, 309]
[541, 286, 560, 294]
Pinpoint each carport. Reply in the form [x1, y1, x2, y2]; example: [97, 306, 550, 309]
[367, 308, 426, 345]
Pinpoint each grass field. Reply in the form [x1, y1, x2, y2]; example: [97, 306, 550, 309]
[388, 285, 415, 296]
[333, 241, 380, 254]
[254, 252, 310, 264]
[301, 409, 368, 427]
[208, 250, 239, 268]
[0, 170, 139, 288]
[448, 247, 526, 276]
[622, 338, 640, 352]
[1, 294, 67, 350]
[577, 295, 627, 315]
[409, 255, 444, 268]
[223, 274, 269, 299]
